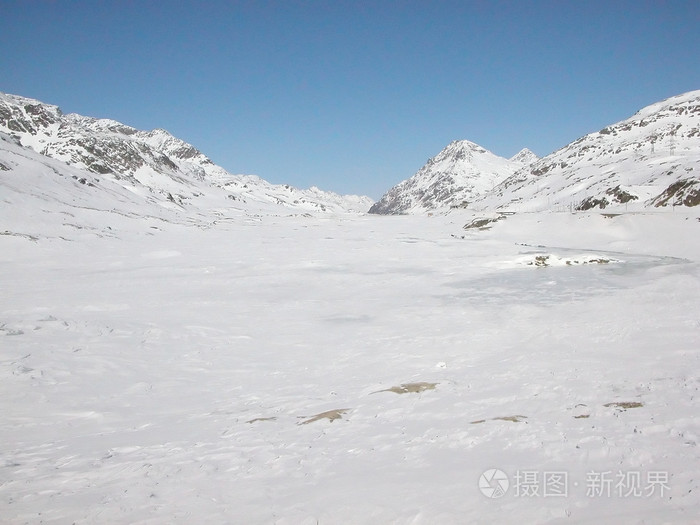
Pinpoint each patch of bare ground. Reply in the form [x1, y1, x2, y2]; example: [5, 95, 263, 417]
[529, 254, 613, 267]
[463, 216, 504, 230]
[246, 417, 277, 424]
[604, 401, 644, 411]
[298, 408, 351, 425]
[471, 415, 528, 424]
[571, 403, 590, 418]
[371, 382, 438, 394]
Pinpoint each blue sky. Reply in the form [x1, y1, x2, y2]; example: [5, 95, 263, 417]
[2, 1, 699, 198]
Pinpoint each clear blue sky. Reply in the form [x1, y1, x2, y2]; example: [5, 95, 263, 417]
[2, 1, 699, 198]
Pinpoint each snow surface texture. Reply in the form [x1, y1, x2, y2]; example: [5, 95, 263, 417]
[0, 92, 374, 215]
[372, 90, 700, 215]
[2, 181, 700, 522]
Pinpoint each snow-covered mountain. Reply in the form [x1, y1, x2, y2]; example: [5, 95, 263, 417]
[370, 90, 699, 215]
[368, 140, 537, 214]
[0, 92, 373, 218]
[476, 90, 700, 211]
[1, 129, 180, 239]
[508, 147, 539, 165]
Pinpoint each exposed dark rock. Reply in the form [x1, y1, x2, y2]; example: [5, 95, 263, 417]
[463, 216, 504, 230]
[605, 185, 638, 204]
[652, 179, 700, 207]
[576, 196, 610, 211]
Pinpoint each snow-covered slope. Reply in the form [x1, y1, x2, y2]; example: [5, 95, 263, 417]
[369, 140, 536, 214]
[0, 92, 373, 216]
[477, 90, 700, 212]
[0, 130, 198, 239]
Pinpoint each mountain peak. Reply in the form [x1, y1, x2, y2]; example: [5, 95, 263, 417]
[509, 148, 539, 165]
[437, 139, 489, 159]
[0, 92, 63, 135]
[447, 139, 487, 150]
[369, 139, 523, 214]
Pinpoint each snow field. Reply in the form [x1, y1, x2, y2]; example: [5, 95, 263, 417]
[1, 211, 699, 523]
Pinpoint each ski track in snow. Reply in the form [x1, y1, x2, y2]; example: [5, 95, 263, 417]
[1, 211, 699, 524]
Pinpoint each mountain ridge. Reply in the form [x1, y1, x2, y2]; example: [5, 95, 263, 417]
[0, 92, 373, 215]
[371, 90, 699, 215]
[475, 89, 700, 211]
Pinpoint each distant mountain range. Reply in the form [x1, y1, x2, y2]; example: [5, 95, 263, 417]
[371, 90, 700, 214]
[0, 92, 373, 218]
[3, 90, 698, 223]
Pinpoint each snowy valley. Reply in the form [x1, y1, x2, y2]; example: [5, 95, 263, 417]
[1, 91, 700, 524]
